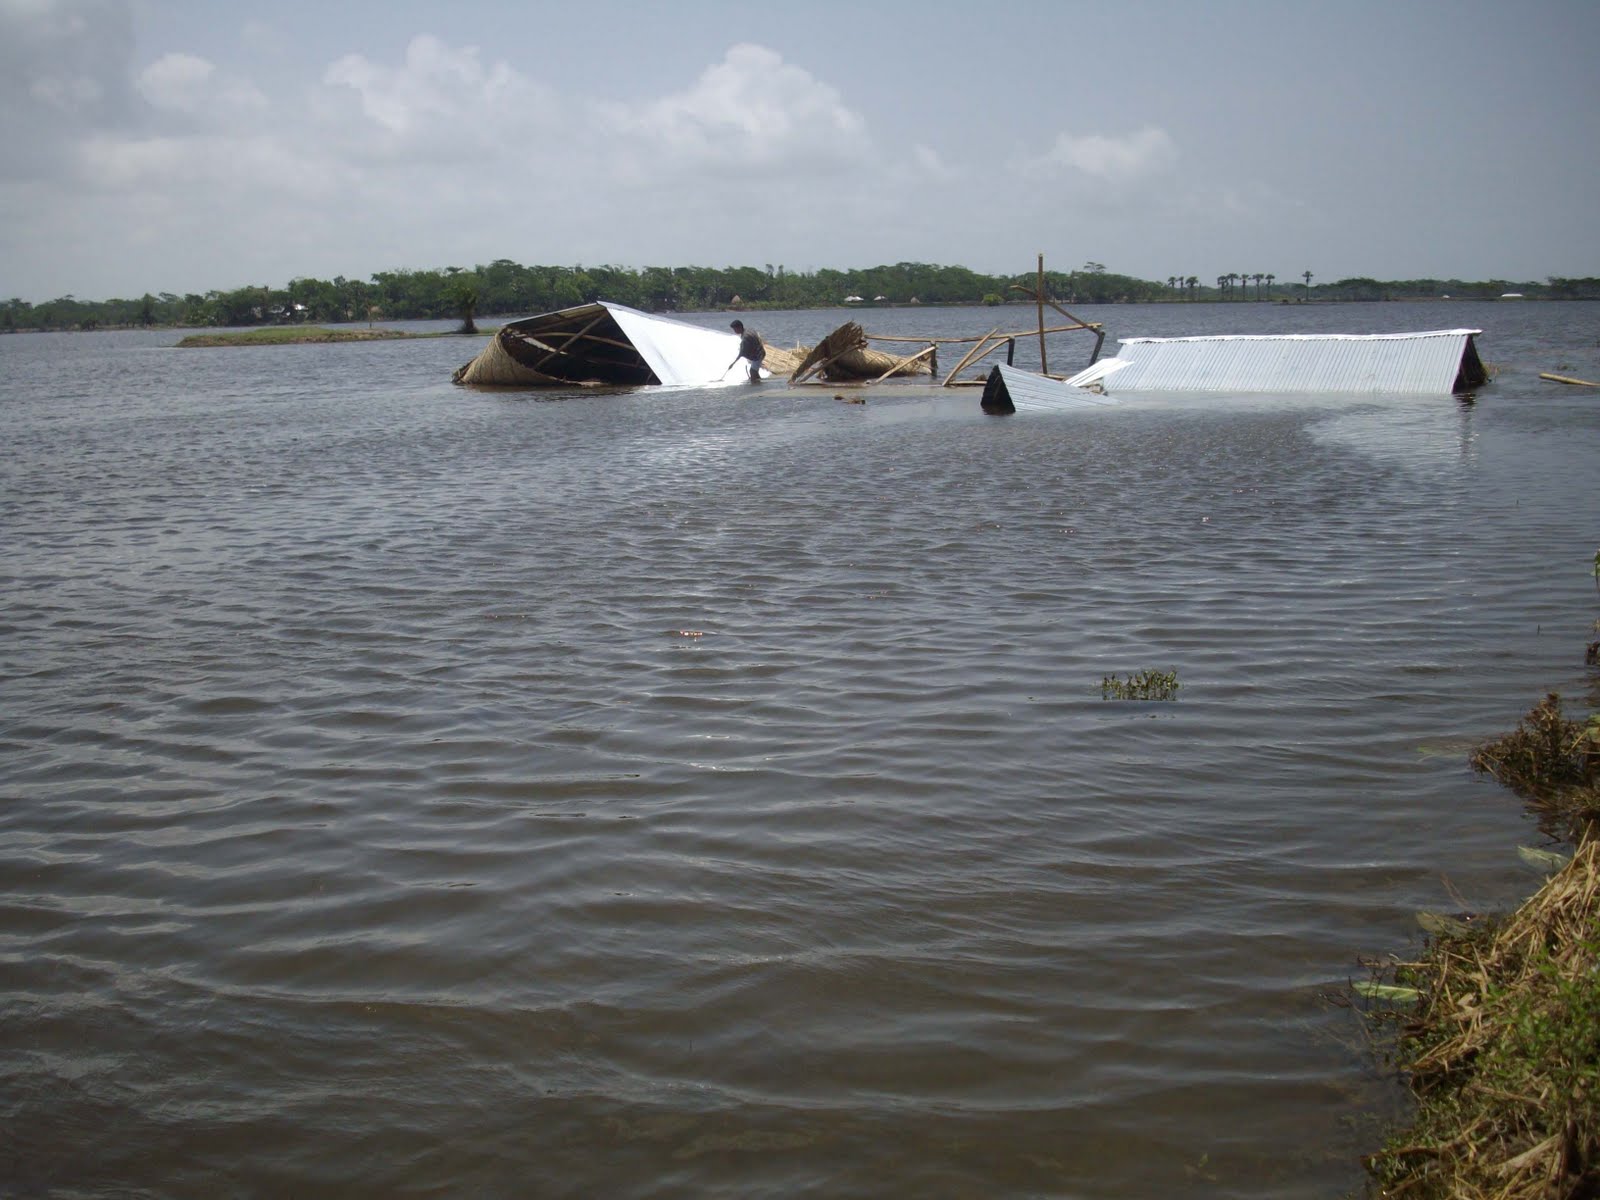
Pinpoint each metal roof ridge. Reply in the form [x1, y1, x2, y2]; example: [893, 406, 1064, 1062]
[1119, 329, 1481, 345]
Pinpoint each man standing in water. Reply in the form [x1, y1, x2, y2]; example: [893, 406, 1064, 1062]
[728, 319, 765, 382]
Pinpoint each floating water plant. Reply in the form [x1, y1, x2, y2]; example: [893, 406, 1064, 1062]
[1469, 693, 1600, 830]
[1100, 669, 1180, 701]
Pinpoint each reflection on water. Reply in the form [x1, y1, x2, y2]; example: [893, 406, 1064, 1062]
[2, 301, 1598, 1198]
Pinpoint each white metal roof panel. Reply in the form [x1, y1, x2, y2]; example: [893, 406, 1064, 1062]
[604, 302, 760, 385]
[990, 363, 1119, 411]
[1066, 329, 1483, 394]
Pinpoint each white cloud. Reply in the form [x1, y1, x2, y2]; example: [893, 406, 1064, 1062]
[76, 131, 341, 199]
[911, 143, 959, 179]
[2, 0, 123, 115]
[134, 52, 268, 121]
[601, 43, 872, 178]
[137, 52, 213, 112]
[324, 33, 550, 138]
[1020, 126, 1178, 182]
[0, 0, 138, 181]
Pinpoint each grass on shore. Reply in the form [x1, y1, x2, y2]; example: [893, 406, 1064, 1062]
[1361, 692, 1600, 1198]
[1363, 839, 1599, 1198]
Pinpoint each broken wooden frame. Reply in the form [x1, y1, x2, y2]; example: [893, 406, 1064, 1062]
[787, 254, 1108, 389]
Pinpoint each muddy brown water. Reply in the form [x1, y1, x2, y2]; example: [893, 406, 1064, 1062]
[3, 301, 1598, 1197]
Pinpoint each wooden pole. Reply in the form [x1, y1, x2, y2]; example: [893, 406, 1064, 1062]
[1036, 253, 1048, 376]
[1540, 372, 1599, 387]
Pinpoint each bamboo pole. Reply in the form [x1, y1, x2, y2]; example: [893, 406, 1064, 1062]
[941, 337, 1024, 385]
[1042, 297, 1098, 334]
[867, 344, 936, 385]
[871, 323, 1099, 345]
[1540, 372, 1599, 387]
[941, 328, 999, 386]
[528, 313, 610, 370]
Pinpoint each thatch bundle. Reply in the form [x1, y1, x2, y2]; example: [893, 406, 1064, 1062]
[1364, 836, 1600, 1199]
[789, 321, 932, 383]
[452, 330, 564, 386]
[757, 343, 806, 376]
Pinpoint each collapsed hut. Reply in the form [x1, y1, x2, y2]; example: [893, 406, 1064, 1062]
[453, 301, 804, 387]
[451, 258, 1105, 392]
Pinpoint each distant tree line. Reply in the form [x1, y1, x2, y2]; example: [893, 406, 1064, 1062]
[4, 260, 1597, 332]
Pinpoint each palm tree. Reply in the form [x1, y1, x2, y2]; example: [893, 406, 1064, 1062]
[1302, 270, 1314, 302]
[1265, 273, 1275, 299]
[1186, 275, 1198, 301]
[1252, 273, 1265, 300]
[1216, 274, 1227, 299]
[450, 277, 480, 334]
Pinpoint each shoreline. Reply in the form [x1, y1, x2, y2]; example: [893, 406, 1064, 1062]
[1361, 679, 1599, 1195]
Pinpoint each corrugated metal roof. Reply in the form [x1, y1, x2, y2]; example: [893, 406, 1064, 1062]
[982, 363, 1120, 413]
[1066, 329, 1484, 394]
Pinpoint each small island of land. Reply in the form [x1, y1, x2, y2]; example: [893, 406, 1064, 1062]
[176, 327, 490, 348]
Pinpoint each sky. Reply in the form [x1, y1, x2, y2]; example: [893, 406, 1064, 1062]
[2, 0, 1597, 303]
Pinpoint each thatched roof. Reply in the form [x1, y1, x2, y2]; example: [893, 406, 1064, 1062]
[789, 321, 934, 383]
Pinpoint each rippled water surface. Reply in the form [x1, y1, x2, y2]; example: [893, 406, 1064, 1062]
[4, 302, 1599, 1198]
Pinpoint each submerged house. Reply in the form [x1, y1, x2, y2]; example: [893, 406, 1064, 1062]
[1066, 329, 1489, 395]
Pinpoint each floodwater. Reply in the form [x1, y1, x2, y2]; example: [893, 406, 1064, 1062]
[3, 300, 1598, 1198]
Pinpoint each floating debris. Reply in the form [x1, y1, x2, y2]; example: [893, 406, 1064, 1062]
[1101, 670, 1180, 701]
[1352, 980, 1421, 1004]
[1416, 911, 1474, 937]
[1517, 845, 1570, 872]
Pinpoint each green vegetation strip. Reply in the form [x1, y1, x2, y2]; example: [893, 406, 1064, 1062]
[12, 260, 1600, 333]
